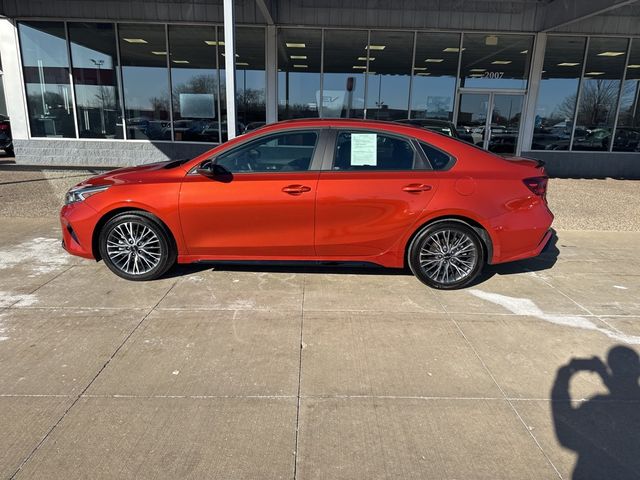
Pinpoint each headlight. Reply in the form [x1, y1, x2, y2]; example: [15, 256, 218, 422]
[65, 185, 110, 205]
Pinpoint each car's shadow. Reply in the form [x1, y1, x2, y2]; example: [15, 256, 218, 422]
[163, 230, 560, 287]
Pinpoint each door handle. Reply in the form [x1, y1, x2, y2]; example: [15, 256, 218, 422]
[282, 184, 311, 195]
[402, 184, 432, 193]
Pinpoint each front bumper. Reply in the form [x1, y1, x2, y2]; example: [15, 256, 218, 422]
[60, 202, 99, 259]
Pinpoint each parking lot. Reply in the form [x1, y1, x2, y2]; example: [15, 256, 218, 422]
[1, 167, 639, 479]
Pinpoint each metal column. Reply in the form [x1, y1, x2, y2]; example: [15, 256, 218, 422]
[223, 0, 237, 139]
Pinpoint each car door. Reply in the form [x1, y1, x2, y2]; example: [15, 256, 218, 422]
[314, 129, 440, 257]
[179, 129, 326, 257]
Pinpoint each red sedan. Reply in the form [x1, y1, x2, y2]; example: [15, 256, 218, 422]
[60, 119, 553, 289]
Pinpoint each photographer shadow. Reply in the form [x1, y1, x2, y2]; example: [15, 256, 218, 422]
[551, 346, 640, 479]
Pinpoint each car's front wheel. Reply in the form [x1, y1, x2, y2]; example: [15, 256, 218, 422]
[408, 221, 485, 290]
[99, 212, 176, 281]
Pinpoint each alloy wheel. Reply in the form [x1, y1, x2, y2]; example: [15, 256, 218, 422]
[418, 229, 479, 285]
[106, 221, 162, 275]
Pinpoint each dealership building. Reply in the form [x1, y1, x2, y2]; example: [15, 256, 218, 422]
[0, 0, 639, 177]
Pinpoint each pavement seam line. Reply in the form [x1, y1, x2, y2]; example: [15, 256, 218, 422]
[527, 269, 632, 337]
[433, 292, 564, 479]
[451, 315, 564, 479]
[293, 274, 306, 480]
[8, 277, 179, 480]
[3, 264, 74, 310]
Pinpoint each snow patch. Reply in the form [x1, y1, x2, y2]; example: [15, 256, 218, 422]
[0, 291, 38, 308]
[469, 289, 640, 345]
[0, 237, 69, 272]
[0, 312, 7, 342]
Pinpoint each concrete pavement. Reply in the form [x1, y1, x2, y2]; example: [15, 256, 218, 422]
[0, 216, 639, 479]
[0, 168, 639, 479]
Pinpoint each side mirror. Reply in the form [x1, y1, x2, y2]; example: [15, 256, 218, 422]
[196, 162, 233, 182]
[196, 161, 215, 177]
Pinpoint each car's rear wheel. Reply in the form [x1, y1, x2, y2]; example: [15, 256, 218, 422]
[408, 221, 485, 290]
[99, 212, 176, 281]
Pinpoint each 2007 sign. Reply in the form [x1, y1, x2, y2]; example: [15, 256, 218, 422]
[482, 71, 504, 79]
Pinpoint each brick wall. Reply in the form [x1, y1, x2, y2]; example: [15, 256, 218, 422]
[12, 139, 213, 167]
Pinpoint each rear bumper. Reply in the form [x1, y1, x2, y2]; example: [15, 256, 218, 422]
[495, 228, 553, 264]
[490, 200, 554, 264]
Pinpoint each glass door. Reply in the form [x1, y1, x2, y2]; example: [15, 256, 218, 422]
[489, 94, 523, 155]
[456, 92, 524, 154]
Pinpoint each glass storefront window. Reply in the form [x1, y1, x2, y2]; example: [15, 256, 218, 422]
[119, 24, 170, 140]
[219, 26, 266, 140]
[410, 32, 459, 120]
[169, 25, 220, 143]
[532, 36, 586, 150]
[365, 31, 413, 120]
[277, 28, 321, 120]
[613, 39, 640, 152]
[573, 37, 629, 151]
[19, 21, 76, 138]
[68, 23, 123, 139]
[460, 34, 533, 90]
[322, 29, 367, 119]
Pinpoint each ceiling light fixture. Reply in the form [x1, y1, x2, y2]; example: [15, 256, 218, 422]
[520, 50, 529, 54]
[151, 51, 167, 55]
[417, 72, 431, 76]
[204, 40, 224, 46]
[290, 55, 307, 60]
[491, 60, 512, 65]
[627, 64, 640, 68]
[425, 58, 444, 63]
[286, 42, 306, 48]
[172, 60, 189, 64]
[597, 51, 625, 57]
[557, 62, 580, 66]
[352, 65, 366, 69]
[236, 62, 249, 66]
[365, 45, 386, 50]
[443, 47, 462, 52]
[358, 57, 375, 61]
[413, 67, 427, 71]
[123, 38, 147, 44]
[586, 71, 605, 75]
[470, 68, 486, 72]
[293, 64, 308, 68]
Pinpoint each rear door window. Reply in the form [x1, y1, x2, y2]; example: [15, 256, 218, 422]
[332, 131, 421, 171]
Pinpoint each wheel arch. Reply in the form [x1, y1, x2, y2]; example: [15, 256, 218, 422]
[404, 215, 494, 268]
[91, 207, 177, 261]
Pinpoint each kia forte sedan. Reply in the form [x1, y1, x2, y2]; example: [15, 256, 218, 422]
[61, 119, 553, 289]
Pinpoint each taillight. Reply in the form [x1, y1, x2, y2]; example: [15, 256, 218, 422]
[523, 176, 548, 197]
[0, 123, 9, 131]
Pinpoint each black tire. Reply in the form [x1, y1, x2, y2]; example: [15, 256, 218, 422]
[4, 146, 14, 157]
[98, 212, 176, 281]
[408, 221, 485, 290]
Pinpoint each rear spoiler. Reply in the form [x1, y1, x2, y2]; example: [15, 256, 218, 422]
[503, 155, 545, 169]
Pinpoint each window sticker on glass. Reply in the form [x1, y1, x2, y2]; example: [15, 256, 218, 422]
[351, 133, 377, 166]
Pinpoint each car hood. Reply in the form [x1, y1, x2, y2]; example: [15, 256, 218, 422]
[77, 159, 188, 188]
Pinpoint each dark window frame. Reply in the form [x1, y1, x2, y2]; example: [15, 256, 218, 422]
[418, 141, 456, 171]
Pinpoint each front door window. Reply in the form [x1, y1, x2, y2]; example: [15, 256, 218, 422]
[216, 130, 318, 173]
